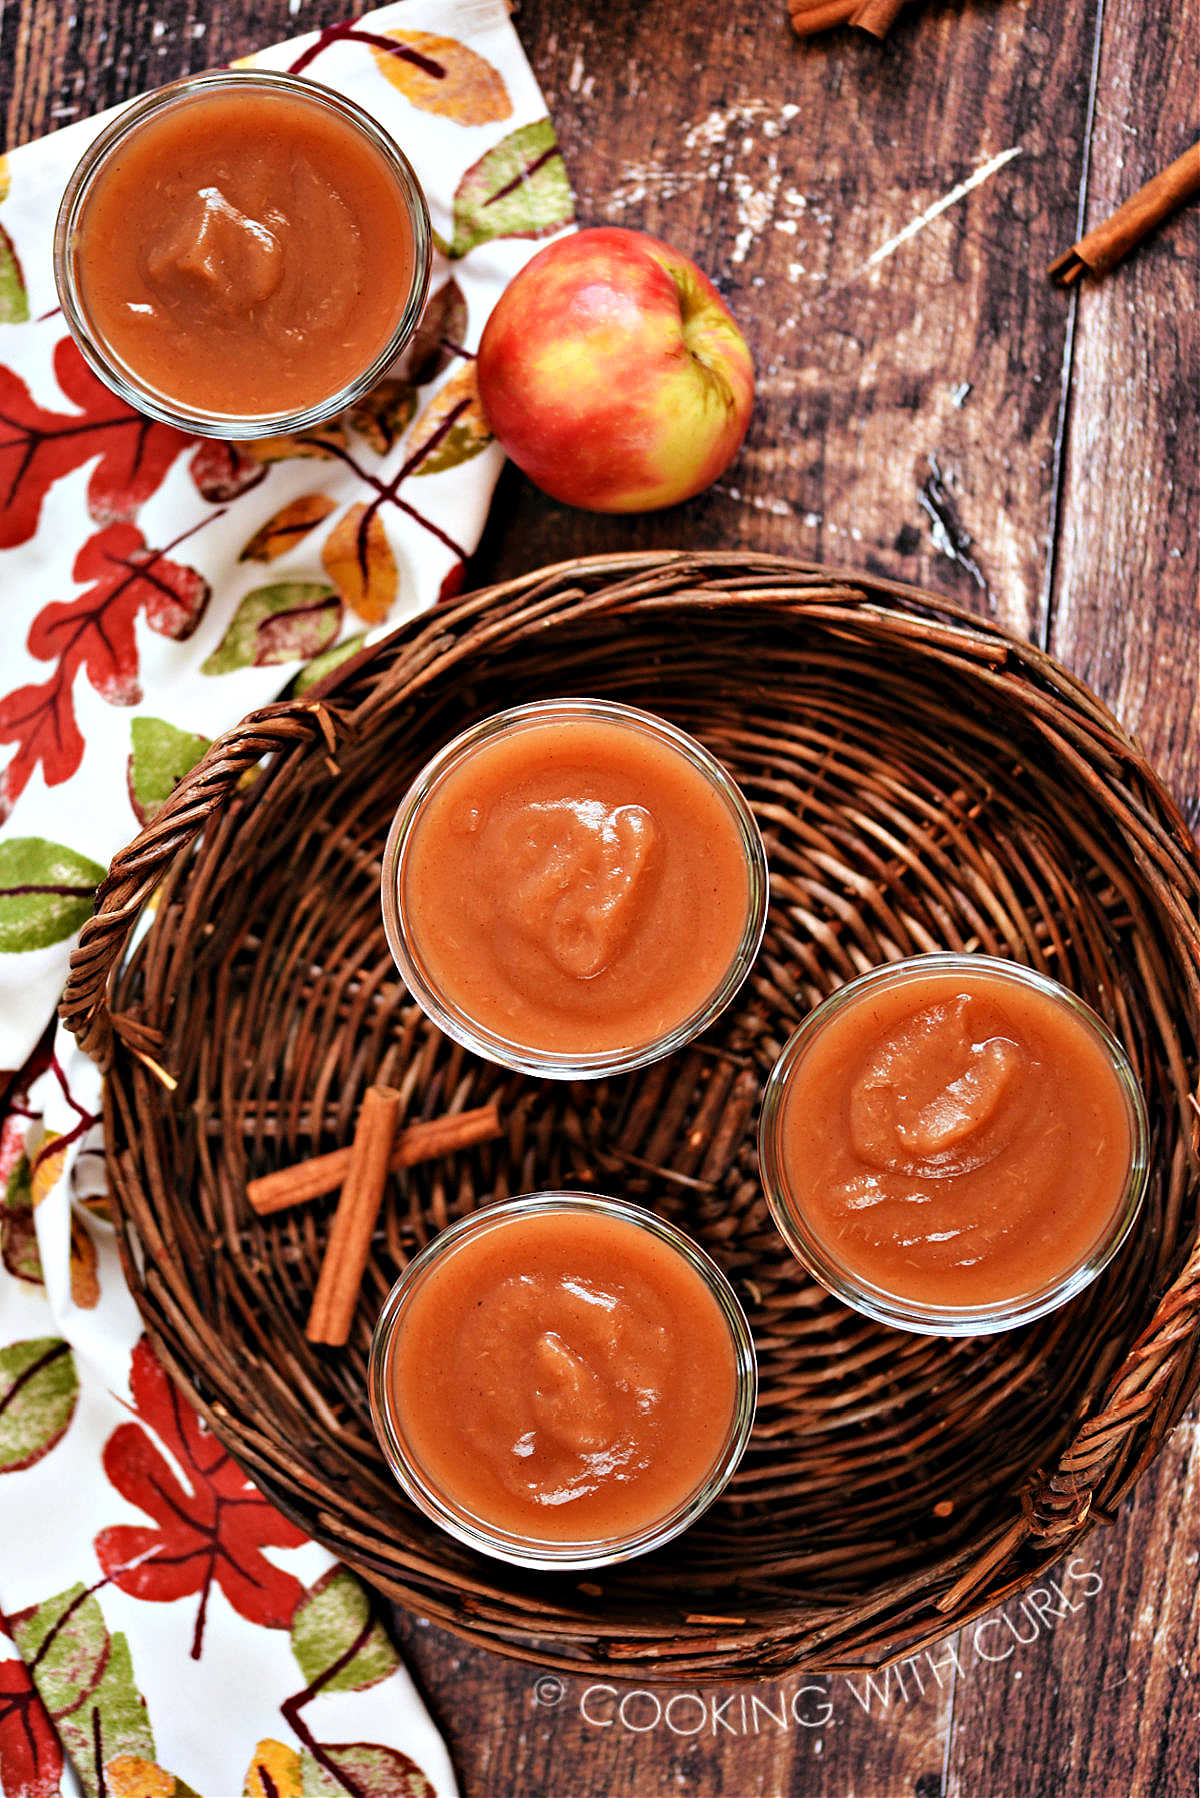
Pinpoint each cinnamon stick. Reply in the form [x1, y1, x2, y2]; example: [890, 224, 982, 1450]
[306, 1084, 400, 1347]
[1049, 142, 1200, 286]
[789, 0, 910, 39]
[247, 1102, 501, 1215]
[789, 0, 857, 34]
[849, 0, 909, 37]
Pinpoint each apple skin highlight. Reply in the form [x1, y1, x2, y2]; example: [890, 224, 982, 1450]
[476, 226, 755, 513]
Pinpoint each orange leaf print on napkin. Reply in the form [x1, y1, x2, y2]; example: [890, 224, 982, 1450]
[70, 1211, 100, 1308]
[240, 495, 338, 564]
[321, 503, 398, 624]
[30, 1130, 65, 1206]
[105, 1758, 199, 1798]
[372, 31, 512, 125]
[244, 1740, 306, 1798]
[242, 421, 349, 465]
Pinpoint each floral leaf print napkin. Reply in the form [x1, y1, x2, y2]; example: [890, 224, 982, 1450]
[0, 4, 575, 1793]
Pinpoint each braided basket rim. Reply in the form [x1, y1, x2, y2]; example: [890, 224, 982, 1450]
[61, 549, 1200, 1679]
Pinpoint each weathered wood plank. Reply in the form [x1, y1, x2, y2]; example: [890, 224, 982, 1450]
[1045, 0, 1200, 820]
[944, 1416, 1199, 1798]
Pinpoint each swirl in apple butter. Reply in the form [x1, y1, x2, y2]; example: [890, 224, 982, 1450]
[396, 707, 761, 1061]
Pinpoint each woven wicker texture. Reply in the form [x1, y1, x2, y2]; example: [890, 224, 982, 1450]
[62, 551, 1200, 1678]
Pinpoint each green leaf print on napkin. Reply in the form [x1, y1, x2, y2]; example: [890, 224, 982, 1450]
[0, 1338, 77, 1472]
[1, 1154, 43, 1286]
[202, 582, 342, 675]
[12, 1584, 154, 1797]
[292, 633, 367, 697]
[127, 716, 211, 825]
[445, 119, 573, 259]
[0, 836, 106, 952]
[12, 1585, 108, 1719]
[290, 1568, 401, 1696]
[0, 223, 28, 324]
[308, 1744, 435, 1798]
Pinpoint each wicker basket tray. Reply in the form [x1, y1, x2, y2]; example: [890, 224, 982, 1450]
[62, 551, 1200, 1680]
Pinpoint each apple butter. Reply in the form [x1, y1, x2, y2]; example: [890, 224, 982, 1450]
[372, 1197, 753, 1556]
[761, 957, 1145, 1323]
[60, 73, 425, 422]
[386, 702, 767, 1069]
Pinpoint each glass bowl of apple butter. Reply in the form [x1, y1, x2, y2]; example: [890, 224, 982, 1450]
[54, 68, 431, 437]
[380, 698, 770, 1079]
[759, 954, 1149, 1335]
[368, 1192, 757, 1569]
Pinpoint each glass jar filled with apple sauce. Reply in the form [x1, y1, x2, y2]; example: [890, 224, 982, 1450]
[54, 69, 431, 437]
[368, 1193, 758, 1568]
[759, 954, 1148, 1335]
[381, 699, 769, 1079]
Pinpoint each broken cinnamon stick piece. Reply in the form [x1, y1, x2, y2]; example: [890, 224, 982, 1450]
[789, 0, 910, 39]
[306, 1084, 400, 1347]
[1048, 142, 1200, 286]
[850, 0, 909, 37]
[247, 1102, 501, 1215]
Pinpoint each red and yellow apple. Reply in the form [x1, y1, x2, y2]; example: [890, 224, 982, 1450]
[476, 226, 754, 513]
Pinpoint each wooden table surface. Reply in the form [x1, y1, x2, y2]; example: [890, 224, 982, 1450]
[5, 1, 1196, 1793]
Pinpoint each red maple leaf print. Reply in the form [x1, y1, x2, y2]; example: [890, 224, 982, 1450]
[188, 438, 267, 503]
[0, 522, 210, 811]
[0, 1655, 63, 1798]
[0, 337, 195, 549]
[94, 1338, 306, 1658]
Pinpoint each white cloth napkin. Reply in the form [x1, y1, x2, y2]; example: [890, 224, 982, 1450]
[0, 6, 574, 1792]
